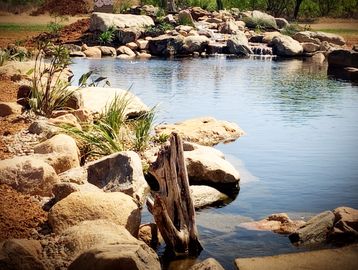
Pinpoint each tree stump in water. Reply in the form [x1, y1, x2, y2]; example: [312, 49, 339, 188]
[148, 133, 202, 255]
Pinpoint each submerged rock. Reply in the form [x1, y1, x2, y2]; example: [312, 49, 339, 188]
[289, 211, 335, 245]
[240, 213, 306, 234]
[190, 185, 229, 208]
[189, 258, 225, 270]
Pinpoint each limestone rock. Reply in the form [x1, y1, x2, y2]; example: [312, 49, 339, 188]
[227, 31, 252, 56]
[138, 223, 159, 248]
[275, 18, 289, 29]
[218, 21, 239, 34]
[90, 13, 154, 32]
[117, 27, 143, 44]
[117, 45, 136, 57]
[0, 156, 59, 196]
[126, 42, 138, 51]
[0, 102, 23, 117]
[148, 34, 185, 56]
[33, 134, 80, 174]
[190, 7, 211, 20]
[28, 120, 59, 137]
[293, 31, 321, 44]
[178, 10, 195, 26]
[68, 242, 161, 270]
[294, 31, 345, 46]
[289, 211, 335, 245]
[136, 39, 149, 50]
[78, 86, 149, 118]
[52, 182, 102, 202]
[97, 46, 116, 57]
[190, 185, 229, 208]
[86, 151, 149, 204]
[331, 206, 358, 241]
[58, 220, 138, 260]
[240, 213, 306, 234]
[59, 166, 87, 185]
[183, 35, 210, 54]
[48, 113, 82, 129]
[48, 191, 141, 235]
[83, 47, 102, 58]
[0, 239, 46, 270]
[271, 35, 303, 57]
[189, 258, 225, 270]
[155, 117, 245, 146]
[185, 145, 240, 185]
[262, 31, 281, 43]
[302, 42, 320, 53]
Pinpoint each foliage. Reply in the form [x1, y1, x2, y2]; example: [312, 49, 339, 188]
[46, 16, 68, 36]
[64, 94, 157, 161]
[98, 26, 115, 45]
[28, 42, 76, 117]
[280, 22, 304, 36]
[154, 133, 170, 144]
[243, 16, 277, 30]
[0, 23, 48, 32]
[144, 22, 174, 37]
[178, 14, 195, 26]
[132, 108, 156, 151]
[0, 48, 28, 66]
[113, 0, 132, 13]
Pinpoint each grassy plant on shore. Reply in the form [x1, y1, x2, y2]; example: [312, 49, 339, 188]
[98, 26, 115, 45]
[132, 108, 156, 152]
[28, 42, 76, 117]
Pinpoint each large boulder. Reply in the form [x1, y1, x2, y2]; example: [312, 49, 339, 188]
[275, 18, 289, 29]
[293, 31, 345, 46]
[190, 185, 229, 209]
[183, 35, 210, 54]
[292, 31, 321, 44]
[52, 182, 102, 202]
[189, 258, 225, 270]
[271, 35, 303, 57]
[155, 117, 245, 146]
[245, 10, 278, 29]
[0, 156, 59, 196]
[184, 143, 240, 186]
[68, 242, 161, 270]
[218, 21, 239, 34]
[57, 220, 140, 260]
[33, 134, 80, 174]
[328, 49, 358, 68]
[289, 211, 335, 245]
[77, 87, 149, 118]
[90, 12, 154, 32]
[262, 31, 281, 43]
[57, 151, 149, 204]
[48, 191, 141, 235]
[148, 34, 185, 56]
[86, 151, 149, 204]
[0, 239, 46, 270]
[227, 31, 252, 56]
[97, 46, 116, 57]
[331, 206, 358, 242]
[82, 46, 102, 58]
[240, 213, 306, 234]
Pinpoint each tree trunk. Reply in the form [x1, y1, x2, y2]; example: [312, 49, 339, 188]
[148, 133, 202, 255]
[293, 0, 303, 19]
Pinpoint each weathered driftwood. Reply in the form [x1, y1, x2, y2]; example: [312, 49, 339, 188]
[148, 132, 202, 255]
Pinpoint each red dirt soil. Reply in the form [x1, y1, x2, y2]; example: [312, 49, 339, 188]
[33, 0, 94, 16]
[0, 184, 47, 241]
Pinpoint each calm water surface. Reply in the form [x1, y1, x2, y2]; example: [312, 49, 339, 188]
[71, 56, 358, 269]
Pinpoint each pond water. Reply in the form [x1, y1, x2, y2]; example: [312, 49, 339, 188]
[71, 56, 358, 269]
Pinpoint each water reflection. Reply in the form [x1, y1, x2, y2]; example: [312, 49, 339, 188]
[70, 57, 358, 270]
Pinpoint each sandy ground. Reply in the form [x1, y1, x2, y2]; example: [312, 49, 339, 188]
[0, 12, 88, 24]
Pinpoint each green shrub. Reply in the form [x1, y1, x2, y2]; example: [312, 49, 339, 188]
[281, 23, 304, 36]
[145, 22, 174, 37]
[243, 17, 277, 30]
[28, 42, 76, 117]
